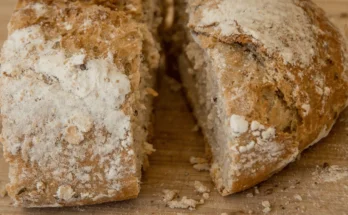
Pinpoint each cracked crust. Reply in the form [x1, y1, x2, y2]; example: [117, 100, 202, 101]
[178, 0, 348, 195]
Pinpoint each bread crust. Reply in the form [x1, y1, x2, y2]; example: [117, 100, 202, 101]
[0, 0, 160, 207]
[181, 0, 348, 195]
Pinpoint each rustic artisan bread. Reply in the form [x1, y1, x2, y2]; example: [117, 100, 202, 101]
[175, 0, 348, 195]
[0, 0, 161, 207]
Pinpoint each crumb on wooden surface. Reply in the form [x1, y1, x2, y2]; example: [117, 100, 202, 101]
[262, 207, 271, 214]
[0, 185, 7, 198]
[166, 196, 201, 210]
[193, 163, 210, 172]
[143, 142, 156, 155]
[294, 194, 303, 201]
[254, 186, 260, 194]
[189, 156, 208, 164]
[190, 156, 210, 171]
[246, 192, 254, 198]
[194, 181, 210, 193]
[262, 201, 271, 208]
[202, 192, 209, 200]
[261, 200, 271, 213]
[162, 189, 178, 203]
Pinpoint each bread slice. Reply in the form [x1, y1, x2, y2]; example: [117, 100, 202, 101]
[0, 0, 161, 207]
[175, 0, 348, 195]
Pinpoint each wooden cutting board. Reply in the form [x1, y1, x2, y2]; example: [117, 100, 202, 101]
[0, 1, 348, 214]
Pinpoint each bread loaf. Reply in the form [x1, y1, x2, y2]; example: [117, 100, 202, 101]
[175, 0, 348, 195]
[0, 0, 161, 207]
[2, 0, 348, 207]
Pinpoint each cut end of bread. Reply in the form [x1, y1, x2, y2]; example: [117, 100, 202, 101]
[176, 0, 348, 196]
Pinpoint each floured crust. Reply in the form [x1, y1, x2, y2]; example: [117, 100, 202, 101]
[182, 0, 348, 195]
[0, 0, 160, 207]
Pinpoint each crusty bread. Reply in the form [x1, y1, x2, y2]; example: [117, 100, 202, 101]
[2, 0, 348, 207]
[175, 0, 348, 195]
[0, 0, 161, 207]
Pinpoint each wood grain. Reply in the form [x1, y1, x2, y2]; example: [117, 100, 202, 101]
[0, 0, 348, 214]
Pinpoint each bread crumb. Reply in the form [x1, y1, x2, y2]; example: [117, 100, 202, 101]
[146, 88, 159, 97]
[202, 192, 210, 199]
[164, 75, 182, 92]
[254, 186, 260, 194]
[143, 142, 156, 155]
[262, 207, 271, 213]
[190, 156, 210, 171]
[194, 181, 210, 193]
[262, 201, 271, 214]
[189, 156, 208, 164]
[294, 194, 303, 201]
[0, 184, 7, 198]
[167, 196, 200, 210]
[193, 163, 210, 171]
[262, 201, 271, 208]
[162, 189, 178, 203]
[221, 213, 228, 215]
[246, 192, 254, 198]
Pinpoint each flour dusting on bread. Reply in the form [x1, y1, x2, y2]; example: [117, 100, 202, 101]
[178, 0, 348, 196]
[0, 24, 135, 202]
[192, 0, 317, 67]
[0, 0, 162, 207]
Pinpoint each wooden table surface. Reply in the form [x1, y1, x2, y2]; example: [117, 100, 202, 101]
[0, 1, 348, 215]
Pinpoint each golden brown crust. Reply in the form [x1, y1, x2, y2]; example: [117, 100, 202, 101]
[182, 0, 348, 195]
[7, 176, 140, 207]
[1, 0, 161, 207]
[10, 1, 147, 90]
[189, 0, 347, 143]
